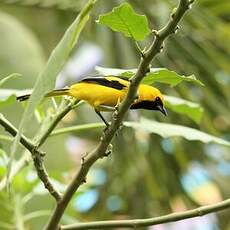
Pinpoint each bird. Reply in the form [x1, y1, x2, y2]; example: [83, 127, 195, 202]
[17, 76, 167, 126]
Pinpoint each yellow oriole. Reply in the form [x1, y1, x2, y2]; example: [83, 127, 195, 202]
[17, 76, 167, 125]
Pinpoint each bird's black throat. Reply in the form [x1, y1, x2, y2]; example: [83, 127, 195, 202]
[130, 98, 167, 116]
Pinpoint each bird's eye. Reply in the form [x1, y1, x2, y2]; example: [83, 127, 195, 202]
[156, 96, 160, 101]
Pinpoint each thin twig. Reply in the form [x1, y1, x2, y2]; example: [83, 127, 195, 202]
[61, 198, 230, 229]
[45, 0, 193, 229]
[34, 99, 80, 148]
[51, 123, 105, 136]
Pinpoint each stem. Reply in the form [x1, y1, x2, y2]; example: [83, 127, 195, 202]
[51, 123, 105, 136]
[45, 0, 193, 229]
[61, 198, 230, 229]
[35, 99, 80, 147]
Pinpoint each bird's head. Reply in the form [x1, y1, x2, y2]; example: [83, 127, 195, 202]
[130, 85, 167, 116]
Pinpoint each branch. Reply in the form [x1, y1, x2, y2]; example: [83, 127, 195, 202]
[0, 113, 61, 201]
[0, 113, 37, 152]
[0, 120, 102, 191]
[45, 0, 193, 229]
[0, 100, 81, 191]
[61, 198, 230, 229]
[0, 99, 80, 199]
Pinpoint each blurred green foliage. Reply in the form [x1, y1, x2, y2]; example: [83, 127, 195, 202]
[0, 0, 229, 229]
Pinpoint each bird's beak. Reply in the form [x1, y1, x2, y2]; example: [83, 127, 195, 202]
[156, 104, 167, 116]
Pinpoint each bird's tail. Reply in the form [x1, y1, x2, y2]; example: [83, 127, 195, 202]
[16, 88, 70, 102]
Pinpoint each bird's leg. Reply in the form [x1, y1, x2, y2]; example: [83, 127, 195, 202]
[95, 109, 109, 127]
[113, 97, 121, 120]
[113, 98, 124, 132]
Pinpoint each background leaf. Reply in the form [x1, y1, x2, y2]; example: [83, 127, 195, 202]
[97, 2, 151, 41]
[124, 118, 230, 147]
[143, 69, 204, 87]
[164, 95, 204, 124]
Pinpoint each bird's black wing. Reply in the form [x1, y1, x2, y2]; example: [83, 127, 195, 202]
[81, 76, 127, 90]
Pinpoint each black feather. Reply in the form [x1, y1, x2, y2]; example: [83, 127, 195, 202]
[81, 77, 127, 90]
[16, 94, 31, 102]
[130, 97, 163, 110]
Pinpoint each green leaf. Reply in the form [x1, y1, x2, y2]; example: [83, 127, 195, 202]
[95, 66, 204, 87]
[97, 2, 151, 41]
[124, 118, 230, 147]
[164, 95, 204, 124]
[0, 73, 21, 88]
[143, 69, 204, 87]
